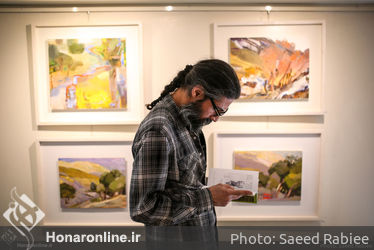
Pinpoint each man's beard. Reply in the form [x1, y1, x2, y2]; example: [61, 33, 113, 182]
[180, 100, 212, 132]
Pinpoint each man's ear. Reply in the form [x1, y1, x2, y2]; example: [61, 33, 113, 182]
[191, 85, 205, 101]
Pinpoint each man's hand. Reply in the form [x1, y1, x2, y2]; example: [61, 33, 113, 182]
[208, 184, 252, 206]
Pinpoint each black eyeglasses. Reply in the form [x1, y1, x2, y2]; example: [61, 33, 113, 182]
[209, 97, 228, 117]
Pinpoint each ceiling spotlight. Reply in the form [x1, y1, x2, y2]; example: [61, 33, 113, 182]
[265, 5, 272, 14]
[72, 7, 78, 12]
[165, 6, 173, 11]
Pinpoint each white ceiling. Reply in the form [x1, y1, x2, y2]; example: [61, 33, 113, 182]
[1, 0, 374, 5]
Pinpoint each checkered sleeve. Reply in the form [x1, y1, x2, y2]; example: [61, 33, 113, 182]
[185, 187, 214, 214]
[130, 130, 212, 225]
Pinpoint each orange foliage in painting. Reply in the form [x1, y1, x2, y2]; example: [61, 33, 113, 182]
[230, 37, 309, 100]
[260, 39, 309, 89]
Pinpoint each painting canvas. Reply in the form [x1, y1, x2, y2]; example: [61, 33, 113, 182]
[234, 151, 302, 201]
[230, 38, 309, 101]
[49, 38, 127, 111]
[58, 158, 127, 208]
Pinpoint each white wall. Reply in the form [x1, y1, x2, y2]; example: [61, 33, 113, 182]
[0, 5, 373, 226]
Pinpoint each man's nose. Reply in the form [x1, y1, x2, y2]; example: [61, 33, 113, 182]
[210, 116, 219, 122]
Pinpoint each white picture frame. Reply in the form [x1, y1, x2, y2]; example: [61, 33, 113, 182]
[31, 24, 143, 125]
[211, 130, 322, 221]
[213, 21, 325, 116]
[35, 134, 141, 226]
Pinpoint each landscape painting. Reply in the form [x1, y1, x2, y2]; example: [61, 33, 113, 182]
[58, 158, 127, 208]
[230, 37, 309, 101]
[49, 38, 127, 111]
[234, 151, 302, 201]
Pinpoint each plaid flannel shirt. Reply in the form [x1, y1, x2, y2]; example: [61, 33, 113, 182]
[130, 94, 215, 225]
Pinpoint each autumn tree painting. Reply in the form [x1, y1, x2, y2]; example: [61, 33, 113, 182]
[230, 38, 309, 101]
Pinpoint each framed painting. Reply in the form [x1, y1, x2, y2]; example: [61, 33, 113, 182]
[58, 157, 127, 209]
[233, 150, 302, 202]
[31, 24, 143, 125]
[213, 21, 325, 116]
[35, 134, 140, 225]
[212, 130, 322, 221]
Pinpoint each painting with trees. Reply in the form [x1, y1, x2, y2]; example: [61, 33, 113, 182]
[49, 38, 127, 111]
[58, 158, 126, 208]
[230, 37, 309, 101]
[234, 151, 302, 201]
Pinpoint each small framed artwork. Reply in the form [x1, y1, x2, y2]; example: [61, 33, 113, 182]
[58, 157, 127, 209]
[213, 21, 325, 116]
[211, 130, 322, 221]
[233, 150, 302, 202]
[35, 134, 140, 225]
[31, 24, 143, 125]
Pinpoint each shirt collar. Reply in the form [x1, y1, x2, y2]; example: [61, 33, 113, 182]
[159, 94, 195, 132]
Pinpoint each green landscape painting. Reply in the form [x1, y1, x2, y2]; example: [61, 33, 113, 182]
[234, 151, 302, 201]
[58, 158, 126, 208]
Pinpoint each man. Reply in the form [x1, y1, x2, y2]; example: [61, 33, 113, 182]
[130, 59, 252, 226]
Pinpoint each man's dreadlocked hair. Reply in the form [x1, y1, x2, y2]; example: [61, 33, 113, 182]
[146, 59, 241, 110]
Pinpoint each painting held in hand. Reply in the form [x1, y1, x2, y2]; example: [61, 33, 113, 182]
[49, 38, 127, 111]
[230, 38, 309, 101]
[234, 151, 302, 201]
[58, 158, 127, 208]
[207, 168, 259, 204]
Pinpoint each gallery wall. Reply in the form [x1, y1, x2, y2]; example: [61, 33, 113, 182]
[0, 5, 373, 226]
